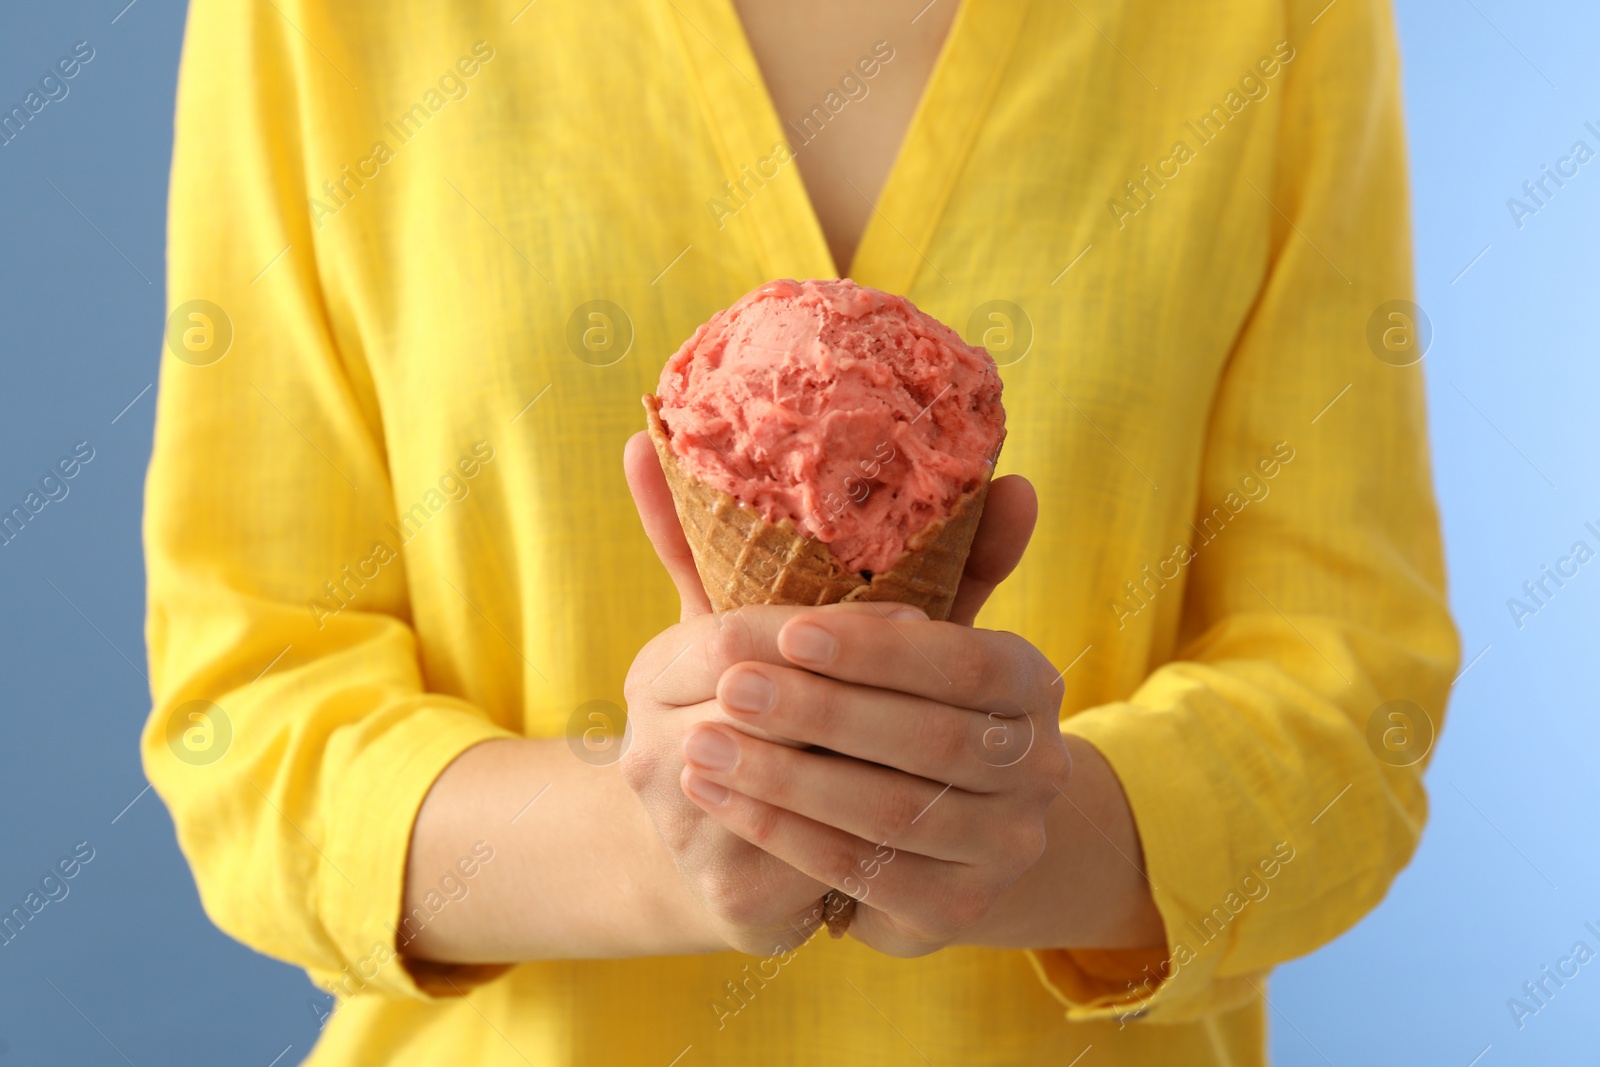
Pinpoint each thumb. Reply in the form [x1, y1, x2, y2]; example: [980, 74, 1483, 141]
[947, 475, 1037, 627]
[625, 430, 714, 619]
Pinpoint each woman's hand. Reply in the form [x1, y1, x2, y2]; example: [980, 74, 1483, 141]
[620, 432, 1161, 960]
[662, 468, 1163, 957]
[679, 610, 1074, 957]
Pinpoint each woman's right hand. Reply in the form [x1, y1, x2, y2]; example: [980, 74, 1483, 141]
[621, 603, 904, 955]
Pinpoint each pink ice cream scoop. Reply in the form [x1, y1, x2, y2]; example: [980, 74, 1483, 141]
[654, 278, 1005, 576]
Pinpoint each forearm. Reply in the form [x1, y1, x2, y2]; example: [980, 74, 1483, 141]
[964, 734, 1165, 951]
[401, 738, 728, 963]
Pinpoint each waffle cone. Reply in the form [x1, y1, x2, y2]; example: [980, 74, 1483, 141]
[644, 395, 995, 623]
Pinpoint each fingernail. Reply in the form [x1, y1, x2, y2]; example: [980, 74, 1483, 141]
[722, 670, 775, 714]
[684, 728, 739, 771]
[885, 605, 928, 621]
[782, 623, 839, 666]
[684, 773, 731, 806]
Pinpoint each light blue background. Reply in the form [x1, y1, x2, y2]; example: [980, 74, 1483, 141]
[0, 2, 1594, 1064]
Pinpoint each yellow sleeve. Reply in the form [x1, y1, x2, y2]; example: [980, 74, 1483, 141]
[140, 0, 514, 1000]
[1031, 0, 1459, 1023]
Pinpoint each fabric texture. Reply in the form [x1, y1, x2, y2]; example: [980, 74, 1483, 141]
[142, 0, 1458, 1063]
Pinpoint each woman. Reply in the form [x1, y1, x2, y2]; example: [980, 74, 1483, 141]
[143, 0, 1458, 1063]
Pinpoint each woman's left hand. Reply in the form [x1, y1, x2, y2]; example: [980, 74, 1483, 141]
[679, 608, 1073, 957]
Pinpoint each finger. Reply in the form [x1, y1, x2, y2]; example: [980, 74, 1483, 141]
[775, 613, 1057, 710]
[683, 724, 986, 862]
[625, 429, 713, 619]
[642, 600, 928, 707]
[680, 766, 959, 916]
[715, 663, 1019, 791]
[948, 475, 1037, 627]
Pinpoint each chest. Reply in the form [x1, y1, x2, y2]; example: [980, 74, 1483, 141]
[328, 0, 1288, 549]
[307, 0, 1295, 710]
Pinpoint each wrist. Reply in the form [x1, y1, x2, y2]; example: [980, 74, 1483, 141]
[961, 733, 1165, 952]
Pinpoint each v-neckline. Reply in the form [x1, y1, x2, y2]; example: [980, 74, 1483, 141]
[666, 0, 1030, 293]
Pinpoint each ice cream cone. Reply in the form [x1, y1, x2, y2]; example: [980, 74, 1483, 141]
[646, 279, 1006, 941]
[644, 395, 994, 623]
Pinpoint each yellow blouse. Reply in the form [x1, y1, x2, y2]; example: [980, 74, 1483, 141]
[142, 0, 1458, 1063]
